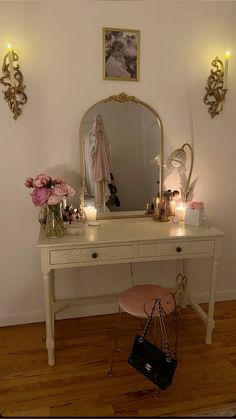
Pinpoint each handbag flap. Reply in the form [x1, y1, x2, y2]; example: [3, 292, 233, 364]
[128, 335, 177, 390]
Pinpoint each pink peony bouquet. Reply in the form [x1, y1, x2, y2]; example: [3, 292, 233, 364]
[25, 173, 75, 206]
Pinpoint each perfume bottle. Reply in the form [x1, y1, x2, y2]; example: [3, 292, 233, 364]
[159, 198, 167, 222]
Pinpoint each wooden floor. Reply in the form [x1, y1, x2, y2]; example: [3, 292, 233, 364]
[1, 301, 236, 417]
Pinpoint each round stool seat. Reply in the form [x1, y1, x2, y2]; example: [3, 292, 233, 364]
[118, 284, 175, 318]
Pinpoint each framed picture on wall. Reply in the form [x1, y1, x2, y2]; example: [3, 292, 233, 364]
[102, 27, 140, 81]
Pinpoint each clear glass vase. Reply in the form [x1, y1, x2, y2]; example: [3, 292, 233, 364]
[38, 204, 48, 226]
[45, 204, 65, 238]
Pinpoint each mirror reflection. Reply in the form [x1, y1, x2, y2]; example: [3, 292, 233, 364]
[80, 94, 163, 216]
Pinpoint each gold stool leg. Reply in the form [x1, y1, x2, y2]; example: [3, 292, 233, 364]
[108, 306, 123, 376]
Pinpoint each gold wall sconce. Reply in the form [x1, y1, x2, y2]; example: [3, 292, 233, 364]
[203, 51, 230, 118]
[0, 44, 27, 120]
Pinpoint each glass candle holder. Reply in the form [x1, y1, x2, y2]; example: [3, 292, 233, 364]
[175, 203, 186, 221]
[84, 206, 97, 222]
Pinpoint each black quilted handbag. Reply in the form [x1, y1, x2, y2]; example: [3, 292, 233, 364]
[128, 297, 177, 390]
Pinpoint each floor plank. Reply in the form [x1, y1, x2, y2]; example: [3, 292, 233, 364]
[1, 301, 236, 417]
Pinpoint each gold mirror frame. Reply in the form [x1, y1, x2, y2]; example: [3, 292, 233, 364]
[79, 92, 164, 217]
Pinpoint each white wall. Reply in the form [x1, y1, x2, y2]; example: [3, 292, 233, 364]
[0, 0, 236, 326]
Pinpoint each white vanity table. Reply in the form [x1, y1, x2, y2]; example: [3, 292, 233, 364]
[38, 217, 224, 366]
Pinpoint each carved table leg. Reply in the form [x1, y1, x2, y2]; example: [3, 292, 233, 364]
[205, 258, 219, 344]
[50, 270, 55, 339]
[181, 258, 187, 308]
[43, 271, 55, 366]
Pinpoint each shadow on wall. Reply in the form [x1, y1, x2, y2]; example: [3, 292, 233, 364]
[45, 164, 81, 205]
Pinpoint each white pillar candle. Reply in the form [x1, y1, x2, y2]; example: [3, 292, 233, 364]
[84, 206, 97, 222]
[7, 44, 15, 86]
[155, 196, 160, 209]
[224, 51, 230, 89]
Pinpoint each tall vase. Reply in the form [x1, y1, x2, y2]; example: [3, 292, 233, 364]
[38, 204, 48, 226]
[45, 204, 65, 238]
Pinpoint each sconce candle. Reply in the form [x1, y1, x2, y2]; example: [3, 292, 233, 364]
[7, 44, 15, 86]
[203, 54, 230, 118]
[0, 44, 28, 120]
[224, 51, 230, 89]
[84, 206, 97, 222]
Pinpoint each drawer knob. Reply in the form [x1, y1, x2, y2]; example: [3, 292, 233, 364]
[176, 246, 182, 253]
[92, 252, 98, 259]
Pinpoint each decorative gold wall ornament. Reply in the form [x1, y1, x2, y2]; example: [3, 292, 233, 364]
[0, 46, 27, 120]
[105, 92, 140, 103]
[203, 55, 228, 119]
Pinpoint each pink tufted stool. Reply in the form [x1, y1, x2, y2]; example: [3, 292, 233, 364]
[109, 284, 176, 375]
[118, 284, 175, 318]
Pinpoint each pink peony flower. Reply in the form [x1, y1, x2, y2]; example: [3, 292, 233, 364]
[25, 172, 76, 210]
[33, 174, 52, 188]
[51, 184, 76, 198]
[31, 188, 51, 207]
[24, 177, 34, 188]
[65, 184, 76, 197]
[52, 184, 69, 197]
[52, 178, 65, 186]
[47, 194, 63, 205]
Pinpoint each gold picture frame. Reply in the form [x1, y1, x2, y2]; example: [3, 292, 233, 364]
[102, 27, 140, 81]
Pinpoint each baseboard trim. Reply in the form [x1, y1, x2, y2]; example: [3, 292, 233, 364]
[1, 289, 236, 327]
[0, 309, 45, 327]
[193, 289, 236, 303]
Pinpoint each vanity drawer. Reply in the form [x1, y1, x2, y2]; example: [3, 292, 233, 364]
[50, 245, 135, 265]
[138, 240, 214, 258]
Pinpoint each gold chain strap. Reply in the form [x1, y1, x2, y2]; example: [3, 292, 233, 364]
[139, 298, 159, 342]
[139, 274, 188, 359]
[158, 302, 173, 360]
[139, 297, 173, 360]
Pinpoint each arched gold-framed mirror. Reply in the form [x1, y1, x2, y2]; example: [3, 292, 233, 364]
[79, 92, 163, 218]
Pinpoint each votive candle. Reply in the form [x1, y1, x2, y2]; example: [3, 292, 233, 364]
[175, 203, 186, 221]
[84, 206, 97, 222]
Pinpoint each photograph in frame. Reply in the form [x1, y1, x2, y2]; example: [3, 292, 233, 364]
[102, 27, 140, 81]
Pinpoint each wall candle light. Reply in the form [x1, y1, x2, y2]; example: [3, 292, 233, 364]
[0, 44, 28, 120]
[224, 50, 230, 89]
[7, 44, 15, 86]
[203, 52, 230, 118]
